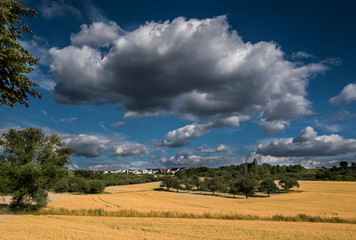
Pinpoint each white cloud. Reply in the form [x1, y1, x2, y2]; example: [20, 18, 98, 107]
[70, 22, 124, 47]
[111, 121, 125, 127]
[243, 152, 304, 165]
[329, 83, 356, 106]
[258, 119, 290, 135]
[59, 117, 77, 122]
[49, 16, 328, 127]
[61, 133, 149, 158]
[159, 151, 239, 168]
[129, 161, 154, 169]
[87, 164, 129, 171]
[299, 160, 341, 168]
[111, 143, 149, 157]
[213, 115, 250, 128]
[291, 51, 315, 59]
[61, 134, 109, 158]
[257, 126, 356, 157]
[197, 144, 228, 154]
[161, 122, 213, 147]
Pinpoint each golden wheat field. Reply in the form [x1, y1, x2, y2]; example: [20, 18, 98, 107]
[1, 181, 356, 239]
[47, 181, 356, 219]
[1, 215, 356, 240]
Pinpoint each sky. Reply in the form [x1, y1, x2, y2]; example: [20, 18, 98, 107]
[2, 0, 356, 170]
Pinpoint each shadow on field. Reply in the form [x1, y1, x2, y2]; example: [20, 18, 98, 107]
[154, 187, 303, 199]
[153, 188, 273, 199]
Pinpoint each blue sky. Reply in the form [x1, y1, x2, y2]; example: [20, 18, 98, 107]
[2, 0, 356, 170]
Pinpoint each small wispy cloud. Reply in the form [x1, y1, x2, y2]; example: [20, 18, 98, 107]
[111, 121, 125, 127]
[291, 51, 315, 59]
[41, 0, 81, 19]
[59, 117, 77, 122]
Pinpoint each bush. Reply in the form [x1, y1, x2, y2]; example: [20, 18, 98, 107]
[53, 179, 69, 193]
[69, 178, 90, 194]
[89, 180, 105, 193]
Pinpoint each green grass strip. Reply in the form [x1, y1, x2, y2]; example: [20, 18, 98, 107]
[26, 207, 356, 224]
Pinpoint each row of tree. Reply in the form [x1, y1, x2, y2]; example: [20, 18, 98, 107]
[160, 175, 299, 199]
[174, 160, 356, 181]
[52, 170, 163, 194]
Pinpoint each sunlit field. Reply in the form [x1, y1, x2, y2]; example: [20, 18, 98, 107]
[1, 215, 355, 240]
[1, 181, 356, 239]
[47, 181, 356, 219]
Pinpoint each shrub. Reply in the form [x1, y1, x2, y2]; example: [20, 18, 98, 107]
[89, 180, 105, 193]
[53, 179, 69, 193]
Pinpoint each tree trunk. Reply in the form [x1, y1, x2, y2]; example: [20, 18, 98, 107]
[245, 194, 248, 199]
[16, 194, 25, 206]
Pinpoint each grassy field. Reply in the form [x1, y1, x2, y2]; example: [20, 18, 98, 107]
[1, 181, 356, 239]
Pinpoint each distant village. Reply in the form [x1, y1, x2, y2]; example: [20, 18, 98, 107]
[89, 168, 183, 175]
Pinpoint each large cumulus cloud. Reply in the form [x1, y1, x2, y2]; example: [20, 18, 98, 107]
[61, 133, 149, 158]
[257, 126, 356, 157]
[49, 16, 327, 127]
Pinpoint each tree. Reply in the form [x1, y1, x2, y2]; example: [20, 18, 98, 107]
[259, 178, 279, 197]
[279, 177, 299, 193]
[0, 0, 42, 107]
[204, 177, 225, 196]
[229, 182, 239, 198]
[89, 180, 105, 194]
[0, 128, 74, 210]
[237, 178, 257, 199]
[69, 177, 90, 194]
[183, 178, 193, 192]
[191, 175, 201, 190]
[160, 176, 174, 191]
[53, 178, 69, 193]
[171, 177, 181, 192]
[339, 161, 348, 170]
[252, 158, 258, 176]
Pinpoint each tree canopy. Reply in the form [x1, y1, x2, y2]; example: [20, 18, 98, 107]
[0, 128, 74, 210]
[0, 0, 42, 107]
[237, 178, 257, 199]
[259, 178, 279, 197]
[279, 176, 299, 193]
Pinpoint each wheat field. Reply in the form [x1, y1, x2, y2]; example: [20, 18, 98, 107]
[1, 215, 355, 240]
[47, 181, 356, 219]
[1, 181, 356, 239]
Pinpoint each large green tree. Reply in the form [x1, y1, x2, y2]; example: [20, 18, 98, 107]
[237, 178, 257, 199]
[204, 177, 225, 196]
[0, 0, 42, 107]
[279, 177, 299, 193]
[0, 128, 74, 210]
[259, 178, 279, 197]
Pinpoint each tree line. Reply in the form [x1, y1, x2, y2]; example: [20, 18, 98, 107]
[173, 159, 356, 181]
[52, 170, 162, 194]
[160, 161, 300, 199]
